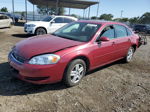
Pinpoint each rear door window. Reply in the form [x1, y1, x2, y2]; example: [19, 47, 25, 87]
[63, 18, 74, 23]
[54, 17, 64, 23]
[114, 25, 128, 38]
[0, 15, 7, 20]
[0, 16, 3, 20]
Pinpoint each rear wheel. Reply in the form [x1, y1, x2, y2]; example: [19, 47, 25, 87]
[15, 18, 18, 23]
[63, 59, 86, 87]
[124, 47, 135, 63]
[35, 28, 47, 35]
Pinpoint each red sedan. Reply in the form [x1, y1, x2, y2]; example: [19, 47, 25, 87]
[9, 20, 141, 87]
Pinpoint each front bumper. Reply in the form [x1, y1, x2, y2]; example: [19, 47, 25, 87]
[24, 26, 35, 34]
[8, 53, 66, 84]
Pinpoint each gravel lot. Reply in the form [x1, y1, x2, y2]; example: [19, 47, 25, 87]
[0, 24, 150, 112]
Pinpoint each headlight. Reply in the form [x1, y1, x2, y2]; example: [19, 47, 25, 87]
[27, 24, 36, 27]
[29, 54, 60, 65]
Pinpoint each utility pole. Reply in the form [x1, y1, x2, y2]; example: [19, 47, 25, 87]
[83, 9, 85, 19]
[56, 0, 59, 15]
[33, 4, 35, 21]
[121, 10, 123, 18]
[25, 0, 27, 22]
[88, 6, 91, 19]
[69, 8, 71, 15]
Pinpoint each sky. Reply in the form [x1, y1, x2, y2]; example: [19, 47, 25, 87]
[0, 0, 150, 18]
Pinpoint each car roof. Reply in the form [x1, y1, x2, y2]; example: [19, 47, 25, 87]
[51, 15, 78, 20]
[78, 20, 127, 26]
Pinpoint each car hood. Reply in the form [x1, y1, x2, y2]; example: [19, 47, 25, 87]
[14, 35, 84, 59]
[26, 21, 49, 26]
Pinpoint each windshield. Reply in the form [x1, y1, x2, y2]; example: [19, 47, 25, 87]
[42, 16, 53, 22]
[52, 22, 101, 42]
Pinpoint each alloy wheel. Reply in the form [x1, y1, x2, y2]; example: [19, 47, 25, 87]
[70, 64, 84, 84]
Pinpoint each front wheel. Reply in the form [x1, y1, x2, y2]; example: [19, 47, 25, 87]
[35, 28, 47, 35]
[63, 59, 86, 87]
[124, 47, 135, 63]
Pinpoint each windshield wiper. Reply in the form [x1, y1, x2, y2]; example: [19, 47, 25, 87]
[51, 33, 58, 36]
[52, 33, 68, 39]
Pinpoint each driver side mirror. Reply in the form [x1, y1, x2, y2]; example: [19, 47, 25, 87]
[51, 20, 55, 24]
[97, 36, 110, 42]
[96, 36, 110, 44]
[134, 31, 139, 34]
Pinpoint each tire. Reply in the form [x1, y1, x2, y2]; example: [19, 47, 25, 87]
[35, 28, 47, 35]
[124, 47, 135, 63]
[15, 18, 18, 23]
[63, 59, 86, 87]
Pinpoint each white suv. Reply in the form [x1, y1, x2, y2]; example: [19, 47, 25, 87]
[24, 16, 78, 35]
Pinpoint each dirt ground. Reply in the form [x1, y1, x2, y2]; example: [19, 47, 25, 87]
[0, 24, 150, 112]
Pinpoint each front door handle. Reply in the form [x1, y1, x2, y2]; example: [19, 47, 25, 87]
[112, 42, 115, 45]
[128, 39, 131, 42]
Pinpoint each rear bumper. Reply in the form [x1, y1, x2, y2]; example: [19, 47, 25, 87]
[138, 35, 147, 47]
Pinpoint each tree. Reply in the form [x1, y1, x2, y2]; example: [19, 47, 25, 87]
[70, 14, 80, 18]
[91, 16, 97, 20]
[139, 12, 150, 24]
[120, 18, 129, 22]
[37, 6, 65, 15]
[0, 7, 8, 12]
[113, 18, 129, 22]
[129, 17, 140, 24]
[99, 14, 113, 20]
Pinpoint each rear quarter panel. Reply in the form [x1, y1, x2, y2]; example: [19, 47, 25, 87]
[131, 34, 140, 48]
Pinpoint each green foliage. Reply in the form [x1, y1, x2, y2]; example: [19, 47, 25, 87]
[113, 18, 129, 22]
[37, 6, 65, 15]
[71, 14, 80, 18]
[128, 17, 140, 24]
[91, 16, 97, 20]
[120, 18, 129, 22]
[113, 18, 120, 22]
[0, 7, 8, 12]
[99, 14, 113, 20]
[139, 12, 150, 24]
[113, 12, 150, 24]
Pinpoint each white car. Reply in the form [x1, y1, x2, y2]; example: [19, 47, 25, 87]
[0, 14, 12, 28]
[24, 16, 78, 35]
